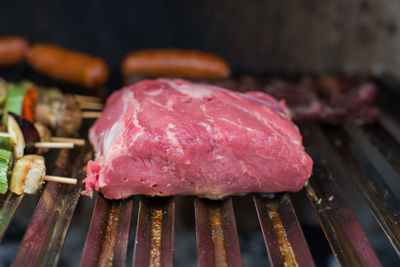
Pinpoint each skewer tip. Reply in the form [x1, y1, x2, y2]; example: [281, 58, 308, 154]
[50, 137, 85, 146]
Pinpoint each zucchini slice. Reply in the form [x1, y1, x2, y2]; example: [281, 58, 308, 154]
[0, 148, 12, 194]
[0, 132, 12, 151]
[8, 113, 40, 155]
[7, 113, 25, 159]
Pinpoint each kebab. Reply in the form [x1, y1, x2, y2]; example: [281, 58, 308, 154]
[0, 114, 77, 194]
[6, 112, 74, 157]
[1, 79, 100, 142]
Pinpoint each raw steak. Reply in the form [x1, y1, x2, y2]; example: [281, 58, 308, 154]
[83, 79, 313, 199]
[214, 75, 378, 125]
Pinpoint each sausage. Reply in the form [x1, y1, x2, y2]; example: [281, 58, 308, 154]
[0, 36, 28, 67]
[121, 49, 230, 79]
[26, 44, 109, 88]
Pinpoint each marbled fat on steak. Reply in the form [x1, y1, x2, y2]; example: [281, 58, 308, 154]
[83, 79, 313, 199]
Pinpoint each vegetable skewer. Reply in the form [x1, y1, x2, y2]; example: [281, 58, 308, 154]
[7, 113, 75, 158]
[0, 79, 89, 193]
[3, 79, 103, 136]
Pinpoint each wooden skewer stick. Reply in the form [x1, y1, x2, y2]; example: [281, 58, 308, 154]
[79, 101, 104, 110]
[34, 142, 74, 149]
[82, 111, 102, 119]
[44, 175, 77, 184]
[0, 132, 11, 137]
[73, 94, 102, 103]
[50, 137, 85, 146]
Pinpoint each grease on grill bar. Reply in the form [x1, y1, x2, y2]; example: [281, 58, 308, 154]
[194, 198, 242, 267]
[254, 193, 315, 267]
[81, 194, 133, 266]
[133, 196, 175, 267]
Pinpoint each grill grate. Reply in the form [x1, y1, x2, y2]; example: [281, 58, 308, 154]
[1, 76, 400, 266]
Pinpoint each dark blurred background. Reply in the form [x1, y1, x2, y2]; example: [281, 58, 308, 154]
[2, 0, 400, 87]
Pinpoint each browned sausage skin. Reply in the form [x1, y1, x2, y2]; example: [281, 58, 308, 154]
[26, 44, 109, 88]
[0, 36, 29, 67]
[121, 49, 230, 79]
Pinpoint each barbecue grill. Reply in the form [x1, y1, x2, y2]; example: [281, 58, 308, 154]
[0, 61, 399, 267]
[1, 1, 400, 264]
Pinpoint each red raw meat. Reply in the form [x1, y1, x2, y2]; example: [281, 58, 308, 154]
[215, 75, 378, 125]
[84, 79, 313, 199]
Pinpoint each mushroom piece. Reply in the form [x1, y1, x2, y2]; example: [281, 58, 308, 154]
[35, 94, 82, 136]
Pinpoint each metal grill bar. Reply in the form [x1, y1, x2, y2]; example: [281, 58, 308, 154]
[345, 126, 400, 190]
[300, 123, 382, 266]
[254, 193, 315, 267]
[80, 194, 133, 267]
[12, 146, 91, 266]
[377, 111, 400, 144]
[362, 122, 400, 177]
[133, 196, 175, 267]
[323, 126, 400, 255]
[0, 192, 24, 241]
[194, 197, 242, 267]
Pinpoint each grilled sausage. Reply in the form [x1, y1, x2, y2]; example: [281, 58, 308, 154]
[26, 44, 109, 88]
[121, 49, 230, 79]
[0, 36, 28, 67]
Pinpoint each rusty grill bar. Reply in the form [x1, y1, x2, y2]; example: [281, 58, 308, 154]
[254, 193, 315, 267]
[195, 197, 242, 267]
[133, 196, 175, 267]
[1, 97, 400, 266]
